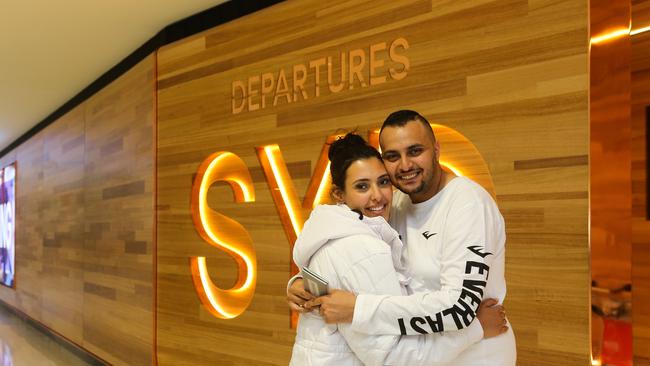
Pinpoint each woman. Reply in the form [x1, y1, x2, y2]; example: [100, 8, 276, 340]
[289, 134, 505, 366]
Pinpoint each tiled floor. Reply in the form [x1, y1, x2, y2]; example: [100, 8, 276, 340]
[0, 306, 93, 366]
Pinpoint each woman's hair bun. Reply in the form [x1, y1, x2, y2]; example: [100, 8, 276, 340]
[328, 133, 367, 161]
[328, 133, 382, 189]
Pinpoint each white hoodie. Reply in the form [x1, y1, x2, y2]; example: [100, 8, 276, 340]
[290, 204, 483, 366]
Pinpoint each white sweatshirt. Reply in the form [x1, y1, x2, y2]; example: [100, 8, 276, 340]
[351, 177, 517, 365]
[290, 204, 483, 366]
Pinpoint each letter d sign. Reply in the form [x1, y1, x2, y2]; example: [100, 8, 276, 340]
[190, 151, 257, 319]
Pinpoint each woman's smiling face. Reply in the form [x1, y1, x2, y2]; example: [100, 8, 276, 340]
[335, 157, 393, 221]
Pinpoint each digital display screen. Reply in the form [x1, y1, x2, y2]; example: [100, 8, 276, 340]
[0, 163, 15, 288]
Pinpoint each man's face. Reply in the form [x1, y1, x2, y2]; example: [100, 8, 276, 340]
[379, 120, 440, 202]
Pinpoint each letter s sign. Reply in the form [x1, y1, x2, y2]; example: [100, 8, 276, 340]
[189, 151, 257, 319]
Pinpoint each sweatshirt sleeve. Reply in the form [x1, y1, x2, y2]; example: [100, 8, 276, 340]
[334, 240, 482, 366]
[351, 201, 495, 336]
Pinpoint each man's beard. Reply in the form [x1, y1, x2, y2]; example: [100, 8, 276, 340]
[393, 167, 437, 197]
[395, 178, 427, 195]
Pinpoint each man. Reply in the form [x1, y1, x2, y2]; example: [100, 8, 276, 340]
[289, 110, 516, 365]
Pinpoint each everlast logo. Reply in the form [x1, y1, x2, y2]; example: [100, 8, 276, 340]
[397, 249, 490, 335]
[467, 245, 493, 258]
[422, 231, 436, 239]
[231, 37, 410, 114]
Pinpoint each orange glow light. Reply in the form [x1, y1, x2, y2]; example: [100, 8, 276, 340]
[440, 160, 463, 177]
[190, 151, 257, 319]
[303, 134, 342, 209]
[589, 24, 650, 45]
[590, 27, 630, 45]
[631, 25, 650, 36]
[262, 145, 304, 236]
[368, 129, 381, 152]
[312, 162, 331, 209]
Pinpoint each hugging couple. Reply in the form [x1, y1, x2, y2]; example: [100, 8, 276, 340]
[286, 110, 516, 365]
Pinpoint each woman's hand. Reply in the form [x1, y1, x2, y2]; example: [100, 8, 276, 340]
[287, 278, 315, 313]
[306, 289, 357, 323]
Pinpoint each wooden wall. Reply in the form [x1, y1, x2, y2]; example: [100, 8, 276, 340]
[156, 1, 590, 365]
[0, 55, 155, 365]
[632, 0, 650, 363]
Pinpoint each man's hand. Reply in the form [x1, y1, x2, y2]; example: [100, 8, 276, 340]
[287, 279, 315, 313]
[476, 298, 508, 338]
[305, 289, 356, 323]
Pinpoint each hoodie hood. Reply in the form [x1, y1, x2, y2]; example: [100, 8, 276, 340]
[293, 204, 410, 282]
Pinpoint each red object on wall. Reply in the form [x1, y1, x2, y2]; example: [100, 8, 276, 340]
[601, 318, 633, 366]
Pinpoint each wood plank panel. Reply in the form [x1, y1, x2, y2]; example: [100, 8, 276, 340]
[157, 1, 590, 365]
[82, 54, 155, 366]
[40, 106, 86, 343]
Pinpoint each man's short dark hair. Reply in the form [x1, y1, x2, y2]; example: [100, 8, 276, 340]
[379, 110, 436, 142]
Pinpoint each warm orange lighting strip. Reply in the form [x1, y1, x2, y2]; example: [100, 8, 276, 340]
[258, 145, 304, 241]
[190, 151, 257, 319]
[589, 23, 650, 46]
[440, 160, 463, 176]
[303, 135, 339, 209]
[589, 23, 650, 45]
[631, 25, 650, 36]
[590, 27, 630, 45]
[311, 162, 331, 209]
